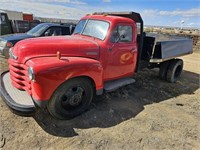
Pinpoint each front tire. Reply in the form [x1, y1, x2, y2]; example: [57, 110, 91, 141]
[47, 78, 94, 120]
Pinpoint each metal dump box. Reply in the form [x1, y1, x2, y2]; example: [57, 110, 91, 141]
[142, 33, 193, 63]
[150, 39, 193, 63]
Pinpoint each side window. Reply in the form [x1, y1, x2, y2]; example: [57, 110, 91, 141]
[110, 25, 133, 43]
[45, 27, 62, 36]
[61, 27, 70, 35]
[0, 14, 6, 25]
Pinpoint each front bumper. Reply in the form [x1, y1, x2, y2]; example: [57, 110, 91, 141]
[0, 71, 36, 116]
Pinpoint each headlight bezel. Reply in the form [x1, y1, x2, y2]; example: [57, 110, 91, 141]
[9, 48, 18, 60]
[28, 67, 35, 81]
[0, 40, 7, 47]
[6, 41, 13, 48]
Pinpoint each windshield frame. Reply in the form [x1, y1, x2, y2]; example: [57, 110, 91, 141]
[27, 24, 49, 36]
[73, 19, 110, 41]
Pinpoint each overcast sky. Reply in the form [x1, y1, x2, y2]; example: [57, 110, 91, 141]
[0, 0, 200, 28]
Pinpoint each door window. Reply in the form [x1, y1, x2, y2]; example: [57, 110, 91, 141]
[110, 25, 133, 43]
[45, 27, 62, 36]
[0, 14, 6, 25]
[61, 27, 70, 35]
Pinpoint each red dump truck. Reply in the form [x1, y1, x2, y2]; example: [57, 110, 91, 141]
[0, 12, 193, 120]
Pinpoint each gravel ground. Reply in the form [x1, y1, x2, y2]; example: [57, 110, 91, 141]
[0, 51, 199, 150]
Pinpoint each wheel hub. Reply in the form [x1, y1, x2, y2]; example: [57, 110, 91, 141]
[63, 86, 84, 106]
[69, 94, 82, 106]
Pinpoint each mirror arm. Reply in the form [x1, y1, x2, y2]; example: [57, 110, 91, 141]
[109, 37, 120, 51]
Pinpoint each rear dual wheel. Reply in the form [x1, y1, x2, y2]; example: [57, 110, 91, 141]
[159, 59, 183, 83]
[47, 78, 94, 120]
[159, 61, 170, 80]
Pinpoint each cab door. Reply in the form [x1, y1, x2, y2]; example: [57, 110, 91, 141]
[104, 24, 137, 80]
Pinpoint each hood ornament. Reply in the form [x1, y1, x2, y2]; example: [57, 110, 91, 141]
[57, 51, 61, 59]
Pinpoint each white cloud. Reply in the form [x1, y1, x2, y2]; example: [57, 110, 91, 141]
[187, 22, 200, 27]
[0, 0, 92, 19]
[29, 0, 86, 5]
[141, 8, 200, 18]
[103, 0, 111, 2]
[159, 8, 200, 17]
[141, 8, 200, 28]
[0, 0, 199, 28]
[141, 9, 158, 17]
[11, 0, 86, 5]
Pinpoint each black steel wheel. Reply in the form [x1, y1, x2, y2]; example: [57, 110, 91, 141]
[166, 59, 183, 83]
[47, 78, 94, 120]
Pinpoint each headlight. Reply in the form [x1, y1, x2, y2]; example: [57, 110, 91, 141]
[6, 42, 13, 48]
[28, 67, 35, 80]
[9, 48, 18, 60]
[0, 40, 13, 48]
[0, 40, 7, 47]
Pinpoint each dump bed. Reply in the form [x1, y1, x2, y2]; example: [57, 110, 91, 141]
[151, 39, 193, 62]
[142, 33, 193, 63]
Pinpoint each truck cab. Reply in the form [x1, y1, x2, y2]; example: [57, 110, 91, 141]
[0, 12, 13, 35]
[0, 12, 192, 120]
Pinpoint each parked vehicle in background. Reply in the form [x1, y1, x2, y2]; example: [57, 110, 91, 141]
[0, 12, 193, 120]
[0, 23, 74, 58]
[0, 11, 13, 35]
[0, 10, 37, 35]
[0, 10, 76, 37]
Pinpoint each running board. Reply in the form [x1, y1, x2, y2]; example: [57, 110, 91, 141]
[104, 78, 135, 92]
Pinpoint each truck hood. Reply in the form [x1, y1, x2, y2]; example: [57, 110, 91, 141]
[1, 33, 34, 45]
[12, 36, 100, 63]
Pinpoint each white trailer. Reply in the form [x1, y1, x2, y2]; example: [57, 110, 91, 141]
[0, 9, 23, 21]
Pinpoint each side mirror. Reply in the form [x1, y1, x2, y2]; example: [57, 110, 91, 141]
[109, 34, 126, 51]
[110, 32, 119, 43]
[112, 34, 126, 43]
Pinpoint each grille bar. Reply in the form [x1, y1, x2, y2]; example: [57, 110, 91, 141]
[8, 59, 32, 95]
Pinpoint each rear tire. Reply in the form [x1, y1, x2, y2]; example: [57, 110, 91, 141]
[166, 59, 183, 83]
[47, 78, 94, 120]
[159, 61, 170, 80]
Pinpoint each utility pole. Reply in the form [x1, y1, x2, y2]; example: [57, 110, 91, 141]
[181, 20, 184, 30]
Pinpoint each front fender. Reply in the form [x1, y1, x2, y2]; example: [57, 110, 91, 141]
[26, 57, 103, 101]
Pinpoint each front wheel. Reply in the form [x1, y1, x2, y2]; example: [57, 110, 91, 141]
[47, 78, 94, 120]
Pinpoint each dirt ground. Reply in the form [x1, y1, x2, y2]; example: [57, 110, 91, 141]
[0, 51, 199, 150]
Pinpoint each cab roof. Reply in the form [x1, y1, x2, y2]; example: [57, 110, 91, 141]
[81, 14, 136, 24]
[93, 12, 143, 23]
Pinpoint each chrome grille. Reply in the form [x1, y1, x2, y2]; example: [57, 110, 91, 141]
[9, 59, 32, 95]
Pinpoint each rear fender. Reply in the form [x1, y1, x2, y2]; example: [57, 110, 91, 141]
[26, 57, 103, 101]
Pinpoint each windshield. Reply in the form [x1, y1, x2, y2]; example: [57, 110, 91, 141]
[73, 19, 109, 40]
[27, 24, 49, 36]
